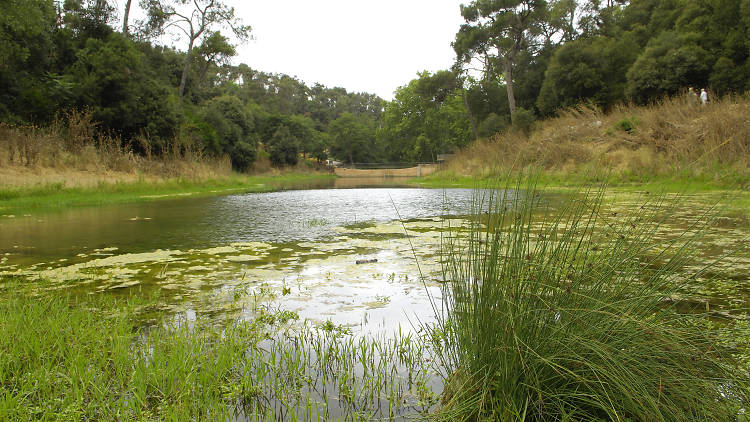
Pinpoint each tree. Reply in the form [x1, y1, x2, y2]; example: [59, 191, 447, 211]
[626, 31, 711, 103]
[62, 0, 117, 41]
[123, 0, 134, 34]
[199, 94, 257, 169]
[454, 0, 547, 122]
[139, 0, 251, 103]
[328, 112, 376, 164]
[71, 33, 179, 144]
[378, 72, 473, 162]
[0, 0, 58, 121]
[267, 124, 299, 166]
[191, 31, 235, 89]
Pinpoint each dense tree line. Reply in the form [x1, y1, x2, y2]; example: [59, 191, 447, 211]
[0, 0, 384, 169]
[448, 0, 750, 137]
[2, 0, 749, 170]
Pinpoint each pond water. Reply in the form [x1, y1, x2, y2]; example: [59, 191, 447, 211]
[0, 181, 484, 332]
[1, 180, 749, 332]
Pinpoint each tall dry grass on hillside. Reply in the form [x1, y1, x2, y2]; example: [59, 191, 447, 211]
[446, 95, 750, 184]
[0, 110, 232, 187]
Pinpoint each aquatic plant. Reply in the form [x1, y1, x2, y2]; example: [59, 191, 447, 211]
[430, 178, 750, 421]
[0, 287, 438, 420]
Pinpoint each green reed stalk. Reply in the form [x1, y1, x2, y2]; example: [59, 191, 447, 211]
[431, 176, 750, 421]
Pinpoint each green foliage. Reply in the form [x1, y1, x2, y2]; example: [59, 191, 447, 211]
[71, 33, 179, 146]
[0, 0, 59, 121]
[710, 56, 745, 94]
[266, 124, 299, 167]
[328, 112, 377, 164]
[613, 116, 641, 133]
[627, 31, 712, 103]
[200, 95, 256, 170]
[378, 72, 472, 162]
[4, 0, 750, 165]
[477, 113, 508, 138]
[511, 106, 536, 134]
[433, 181, 750, 420]
[537, 35, 639, 115]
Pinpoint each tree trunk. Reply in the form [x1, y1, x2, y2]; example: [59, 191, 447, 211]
[122, 0, 132, 34]
[462, 88, 479, 140]
[503, 55, 517, 123]
[178, 37, 196, 104]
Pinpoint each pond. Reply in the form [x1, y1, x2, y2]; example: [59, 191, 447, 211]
[1, 180, 749, 331]
[2, 179, 750, 420]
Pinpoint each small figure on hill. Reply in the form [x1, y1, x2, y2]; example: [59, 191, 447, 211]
[700, 88, 709, 105]
[688, 87, 698, 103]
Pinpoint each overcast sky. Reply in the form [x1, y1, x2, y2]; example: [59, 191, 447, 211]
[223, 1, 467, 100]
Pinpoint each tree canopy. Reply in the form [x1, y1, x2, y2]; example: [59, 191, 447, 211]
[2, 0, 749, 170]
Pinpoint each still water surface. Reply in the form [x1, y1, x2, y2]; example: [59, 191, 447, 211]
[2, 180, 749, 331]
[1, 183, 483, 331]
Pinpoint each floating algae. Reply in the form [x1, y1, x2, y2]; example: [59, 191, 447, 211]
[2, 190, 749, 332]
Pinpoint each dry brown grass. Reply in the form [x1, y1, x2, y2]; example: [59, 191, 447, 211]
[445, 95, 750, 181]
[0, 109, 232, 188]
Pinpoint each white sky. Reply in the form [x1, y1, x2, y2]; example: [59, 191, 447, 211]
[226, 1, 467, 100]
[117, 0, 467, 100]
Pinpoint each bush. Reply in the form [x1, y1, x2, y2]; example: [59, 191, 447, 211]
[432, 179, 750, 421]
[266, 124, 298, 167]
[200, 95, 257, 170]
[478, 113, 509, 138]
[512, 107, 536, 134]
[613, 116, 641, 133]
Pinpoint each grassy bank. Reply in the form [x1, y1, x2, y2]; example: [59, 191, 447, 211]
[0, 173, 335, 215]
[430, 95, 750, 191]
[0, 109, 335, 215]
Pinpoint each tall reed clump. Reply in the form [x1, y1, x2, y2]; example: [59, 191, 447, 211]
[431, 178, 749, 421]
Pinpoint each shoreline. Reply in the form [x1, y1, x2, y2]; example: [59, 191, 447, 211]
[0, 172, 336, 215]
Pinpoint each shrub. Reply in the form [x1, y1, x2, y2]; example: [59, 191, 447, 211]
[266, 124, 299, 167]
[432, 179, 749, 421]
[512, 107, 536, 134]
[200, 95, 257, 170]
[478, 113, 509, 138]
[613, 116, 641, 133]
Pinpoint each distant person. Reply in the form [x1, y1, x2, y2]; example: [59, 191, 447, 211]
[688, 87, 698, 103]
[700, 88, 709, 105]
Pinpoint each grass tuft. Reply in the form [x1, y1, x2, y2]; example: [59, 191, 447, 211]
[430, 177, 750, 421]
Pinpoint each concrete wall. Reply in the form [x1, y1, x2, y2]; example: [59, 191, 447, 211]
[334, 164, 438, 178]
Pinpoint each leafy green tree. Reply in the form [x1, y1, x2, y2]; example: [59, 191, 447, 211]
[0, 0, 59, 121]
[328, 112, 376, 164]
[71, 33, 178, 145]
[537, 34, 638, 114]
[378, 72, 472, 162]
[266, 124, 299, 166]
[200, 94, 256, 170]
[626, 31, 711, 103]
[192, 31, 235, 90]
[139, 0, 251, 103]
[454, 0, 547, 121]
[710, 56, 744, 94]
[61, 0, 117, 42]
[478, 113, 509, 138]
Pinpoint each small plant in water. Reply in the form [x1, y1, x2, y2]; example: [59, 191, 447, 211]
[429, 177, 750, 421]
[303, 218, 328, 228]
